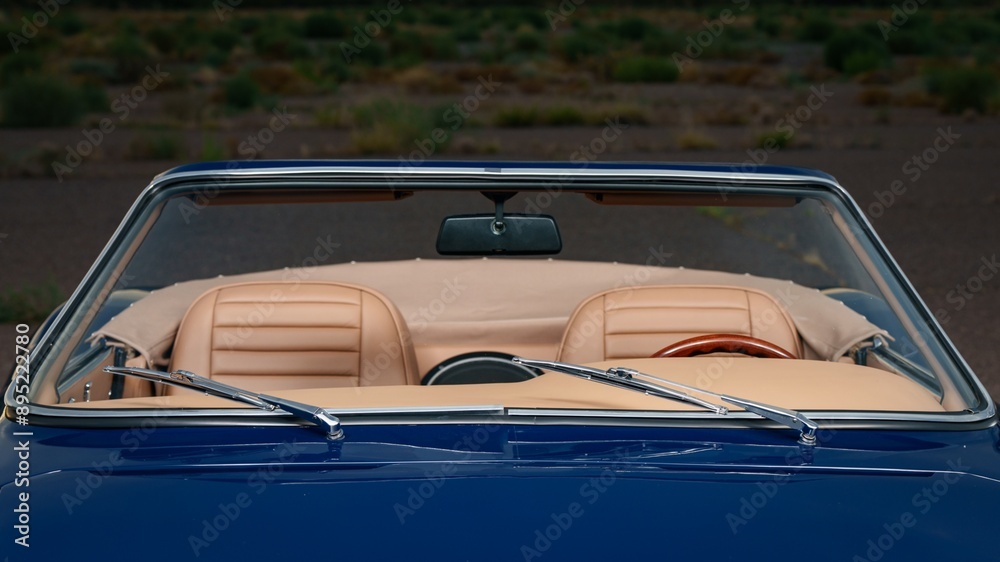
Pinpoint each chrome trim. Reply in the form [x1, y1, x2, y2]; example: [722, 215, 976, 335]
[24, 403, 506, 419]
[16, 402, 994, 426]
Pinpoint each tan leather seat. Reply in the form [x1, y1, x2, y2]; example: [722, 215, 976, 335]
[168, 281, 419, 392]
[557, 285, 802, 363]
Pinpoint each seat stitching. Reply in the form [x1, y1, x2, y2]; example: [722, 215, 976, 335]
[357, 290, 363, 386]
[209, 290, 220, 378]
[743, 291, 753, 338]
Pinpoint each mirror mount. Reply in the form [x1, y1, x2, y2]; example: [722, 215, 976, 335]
[482, 191, 517, 235]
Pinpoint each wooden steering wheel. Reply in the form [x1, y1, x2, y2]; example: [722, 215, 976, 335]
[651, 334, 795, 359]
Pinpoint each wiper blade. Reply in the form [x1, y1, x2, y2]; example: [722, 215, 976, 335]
[512, 357, 818, 446]
[511, 358, 727, 414]
[103, 366, 344, 440]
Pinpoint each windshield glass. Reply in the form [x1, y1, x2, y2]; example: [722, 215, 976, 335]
[31, 177, 978, 415]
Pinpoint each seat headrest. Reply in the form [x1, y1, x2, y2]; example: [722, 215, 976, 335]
[168, 281, 418, 392]
[557, 285, 802, 363]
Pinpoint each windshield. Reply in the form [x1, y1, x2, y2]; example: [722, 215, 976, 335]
[28, 174, 980, 417]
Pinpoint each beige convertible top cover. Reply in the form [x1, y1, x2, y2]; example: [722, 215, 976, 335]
[92, 259, 887, 368]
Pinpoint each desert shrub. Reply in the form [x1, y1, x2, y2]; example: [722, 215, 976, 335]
[304, 12, 345, 39]
[934, 15, 1000, 48]
[249, 64, 308, 94]
[253, 29, 311, 60]
[209, 28, 242, 53]
[427, 8, 457, 27]
[701, 36, 749, 61]
[0, 52, 44, 86]
[351, 40, 389, 66]
[754, 13, 783, 38]
[395, 65, 461, 94]
[541, 105, 585, 126]
[499, 8, 548, 31]
[615, 16, 658, 41]
[427, 33, 460, 60]
[126, 132, 183, 160]
[80, 83, 109, 112]
[557, 31, 608, 63]
[350, 99, 448, 154]
[68, 59, 117, 83]
[223, 73, 261, 110]
[108, 33, 153, 82]
[204, 49, 229, 68]
[2, 76, 85, 127]
[494, 105, 540, 127]
[233, 16, 262, 34]
[199, 137, 227, 161]
[53, 11, 85, 36]
[592, 104, 650, 126]
[452, 23, 481, 43]
[612, 56, 678, 83]
[641, 32, 685, 56]
[796, 14, 836, 42]
[0, 281, 64, 323]
[677, 130, 718, 150]
[823, 30, 890, 74]
[389, 28, 421, 55]
[514, 28, 545, 53]
[843, 51, 887, 75]
[926, 67, 998, 113]
[146, 25, 177, 55]
[756, 130, 791, 150]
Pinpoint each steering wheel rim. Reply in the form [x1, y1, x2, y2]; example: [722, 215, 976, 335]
[651, 334, 795, 359]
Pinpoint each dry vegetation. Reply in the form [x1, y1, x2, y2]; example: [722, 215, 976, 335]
[0, 3, 998, 170]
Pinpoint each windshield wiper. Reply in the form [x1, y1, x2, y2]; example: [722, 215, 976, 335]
[512, 357, 819, 445]
[103, 366, 344, 440]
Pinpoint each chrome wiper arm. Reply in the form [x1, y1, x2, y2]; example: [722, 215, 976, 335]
[103, 366, 344, 440]
[719, 396, 818, 445]
[511, 357, 728, 415]
[512, 357, 819, 446]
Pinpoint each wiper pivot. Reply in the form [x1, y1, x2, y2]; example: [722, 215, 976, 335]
[103, 367, 344, 440]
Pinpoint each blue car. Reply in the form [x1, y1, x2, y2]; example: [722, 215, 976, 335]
[3, 161, 995, 560]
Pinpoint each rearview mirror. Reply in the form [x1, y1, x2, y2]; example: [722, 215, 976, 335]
[436, 214, 562, 256]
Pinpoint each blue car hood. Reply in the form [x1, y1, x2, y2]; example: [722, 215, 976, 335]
[3, 422, 998, 561]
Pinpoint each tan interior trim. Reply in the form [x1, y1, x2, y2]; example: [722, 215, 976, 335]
[70, 358, 947, 413]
